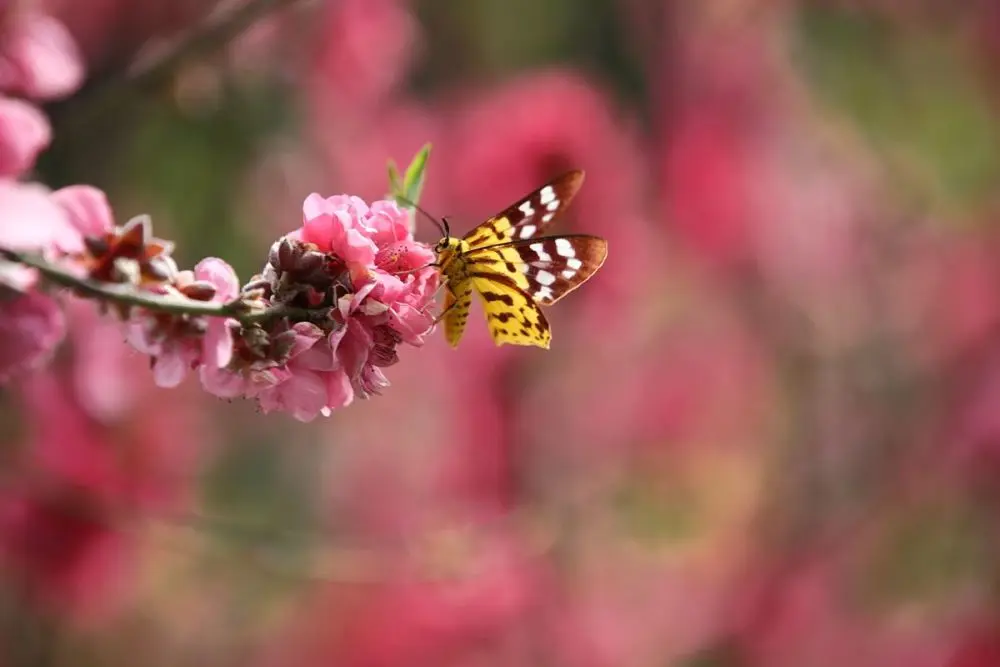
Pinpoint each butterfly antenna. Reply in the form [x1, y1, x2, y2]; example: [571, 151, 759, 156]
[396, 195, 450, 240]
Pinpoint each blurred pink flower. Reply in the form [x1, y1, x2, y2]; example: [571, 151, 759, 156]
[0, 180, 73, 291]
[23, 304, 208, 506]
[0, 181, 114, 289]
[662, 105, 756, 266]
[0, 316, 209, 621]
[261, 528, 542, 667]
[0, 180, 82, 259]
[64, 297, 140, 422]
[0, 95, 48, 177]
[658, 25, 782, 268]
[733, 556, 957, 667]
[306, 0, 418, 114]
[0, 179, 117, 385]
[947, 623, 1000, 667]
[0, 288, 64, 382]
[41, 0, 217, 72]
[0, 487, 131, 619]
[51, 183, 116, 237]
[0, 4, 83, 99]
[314, 102, 443, 207]
[443, 70, 643, 250]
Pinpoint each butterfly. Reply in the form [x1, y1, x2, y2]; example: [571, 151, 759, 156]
[430, 170, 608, 349]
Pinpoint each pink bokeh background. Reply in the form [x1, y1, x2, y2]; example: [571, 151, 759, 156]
[4, 0, 1000, 665]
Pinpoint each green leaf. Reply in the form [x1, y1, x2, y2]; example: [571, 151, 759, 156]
[402, 142, 432, 206]
[386, 144, 431, 235]
[387, 158, 403, 198]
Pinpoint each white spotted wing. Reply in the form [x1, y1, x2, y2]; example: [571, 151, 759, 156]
[464, 234, 608, 307]
[460, 170, 586, 249]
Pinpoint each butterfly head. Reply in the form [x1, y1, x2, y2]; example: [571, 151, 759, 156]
[432, 216, 452, 253]
[434, 231, 466, 270]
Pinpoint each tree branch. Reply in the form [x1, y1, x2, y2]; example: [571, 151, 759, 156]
[124, 0, 308, 92]
[2, 250, 322, 327]
[60, 0, 310, 130]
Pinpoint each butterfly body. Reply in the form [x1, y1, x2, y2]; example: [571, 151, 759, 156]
[433, 170, 608, 349]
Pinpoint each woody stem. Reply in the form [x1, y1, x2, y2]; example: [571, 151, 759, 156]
[1, 250, 316, 327]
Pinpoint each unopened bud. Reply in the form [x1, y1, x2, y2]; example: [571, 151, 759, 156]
[180, 280, 218, 301]
[297, 250, 325, 276]
[145, 256, 176, 282]
[276, 237, 298, 271]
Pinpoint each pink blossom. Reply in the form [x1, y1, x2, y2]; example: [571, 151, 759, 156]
[192, 257, 238, 368]
[0, 181, 118, 386]
[300, 192, 380, 276]
[0, 179, 82, 255]
[309, 195, 438, 388]
[0, 7, 83, 100]
[50, 184, 116, 237]
[0, 95, 49, 177]
[245, 322, 331, 421]
[0, 180, 95, 381]
[125, 257, 240, 388]
[0, 179, 77, 290]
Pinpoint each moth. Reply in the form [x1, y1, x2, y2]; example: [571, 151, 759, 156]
[429, 170, 608, 349]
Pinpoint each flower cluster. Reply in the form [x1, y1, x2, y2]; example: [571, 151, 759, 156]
[199, 194, 439, 421]
[3, 189, 439, 421]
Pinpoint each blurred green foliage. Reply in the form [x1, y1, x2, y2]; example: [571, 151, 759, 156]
[410, 0, 647, 108]
[39, 79, 296, 278]
[795, 5, 1000, 220]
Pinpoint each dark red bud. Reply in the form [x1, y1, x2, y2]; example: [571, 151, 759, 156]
[83, 236, 110, 257]
[144, 257, 175, 282]
[180, 280, 218, 301]
[277, 237, 297, 270]
[297, 250, 325, 275]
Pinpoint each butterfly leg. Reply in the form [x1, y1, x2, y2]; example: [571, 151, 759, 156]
[417, 274, 450, 314]
[392, 261, 439, 276]
[429, 276, 462, 325]
[432, 295, 462, 325]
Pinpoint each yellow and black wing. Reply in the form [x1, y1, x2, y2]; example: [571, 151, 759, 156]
[461, 170, 586, 250]
[468, 272, 552, 348]
[465, 234, 608, 307]
[442, 279, 473, 348]
[463, 234, 609, 348]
